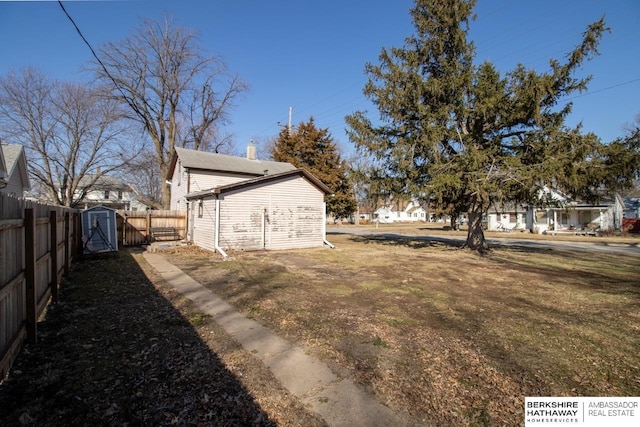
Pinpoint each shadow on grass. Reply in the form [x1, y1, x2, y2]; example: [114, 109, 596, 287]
[0, 250, 275, 426]
[347, 233, 466, 250]
[488, 245, 640, 295]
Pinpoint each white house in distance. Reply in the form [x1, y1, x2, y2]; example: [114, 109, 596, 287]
[485, 203, 527, 232]
[373, 199, 427, 223]
[486, 188, 624, 234]
[0, 143, 30, 198]
[527, 196, 624, 234]
[58, 174, 147, 210]
[168, 145, 334, 255]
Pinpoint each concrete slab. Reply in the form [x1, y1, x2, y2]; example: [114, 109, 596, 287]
[304, 379, 407, 427]
[230, 324, 291, 359]
[141, 250, 409, 427]
[262, 346, 339, 397]
[211, 310, 255, 333]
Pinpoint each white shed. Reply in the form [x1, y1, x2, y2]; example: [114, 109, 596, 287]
[81, 205, 119, 254]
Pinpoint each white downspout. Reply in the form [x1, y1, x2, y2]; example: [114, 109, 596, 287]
[214, 197, 229, 259]
[262, 208, 267, 249]
[322, 201, 335, 248]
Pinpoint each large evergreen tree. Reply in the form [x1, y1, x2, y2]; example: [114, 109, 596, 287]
[345, 0, 632, 252]
[271, 117, 357, 220]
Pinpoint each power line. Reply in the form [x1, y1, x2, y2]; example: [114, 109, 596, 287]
[57, 1, 142, 118]
[566, 78, 640, 100]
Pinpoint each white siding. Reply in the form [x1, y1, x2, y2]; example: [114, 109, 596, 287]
[170, 161, 189, 211]
[190, 197, 217, 252]
[189, 170, 254, 193]
[218, 175, 325, 251]
[1, 172, 25, 198]
[171, 167, 256, 212]
[487, 212, 525, 231]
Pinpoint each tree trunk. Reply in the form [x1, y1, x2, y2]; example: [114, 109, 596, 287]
[161, 182, 171, 210]
[450, 215, 459, 231]
[160, 160, 171, 210]
[466, 208, 488, 253]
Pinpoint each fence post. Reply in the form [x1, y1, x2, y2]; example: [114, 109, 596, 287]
[74, 212, 83, 257]
[24, 208, 37, 344]
[64, 211, 70, 276]
[146, 210, 151, 243]
[49, 210, 59, 303]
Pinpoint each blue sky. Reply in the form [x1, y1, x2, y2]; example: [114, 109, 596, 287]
[1, 0, 639, 158]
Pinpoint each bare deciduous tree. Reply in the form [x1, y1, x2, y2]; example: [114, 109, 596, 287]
[116, 146, 163, 209]
[0, 67, 137, 207]
[94, 16, 248, 208]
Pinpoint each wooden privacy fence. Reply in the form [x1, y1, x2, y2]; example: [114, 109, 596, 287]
[0, 201, 185, 377]
[117, 210, 187, 246]
[0, 193, 80, 378]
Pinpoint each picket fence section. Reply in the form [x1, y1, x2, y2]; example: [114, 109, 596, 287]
[0, 193, 80, 378]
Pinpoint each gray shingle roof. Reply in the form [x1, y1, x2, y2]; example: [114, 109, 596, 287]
[0, 143, 30, 190]
[185, 168, 332, 200]
[76, 174, 129, 190]
[1, 144, 24, 176]
[174, 147, 296, 176]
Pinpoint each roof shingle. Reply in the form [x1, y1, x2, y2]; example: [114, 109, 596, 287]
[174, 147, 296, 176]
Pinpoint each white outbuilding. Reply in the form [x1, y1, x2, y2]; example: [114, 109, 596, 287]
[168, 147, 334, 255]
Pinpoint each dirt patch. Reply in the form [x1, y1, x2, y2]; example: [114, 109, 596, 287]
[167, 233, 640, 426]
[0, 250, 325, 427]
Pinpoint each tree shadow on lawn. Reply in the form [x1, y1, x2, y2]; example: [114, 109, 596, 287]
[346, 234, 640, 396]
[0, 250, 276, 426]
[351, 234, 639, 294]
[488, 246, 640, 295]
[347, 233, 465, 250]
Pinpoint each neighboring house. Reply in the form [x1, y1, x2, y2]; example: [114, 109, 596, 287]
[486, 203, 527, 232]
[485, 188, 623, 234]
[168, 146, 333, 254]
[525, 188, 624, 234]
[0, 143, 5, 187]
[358, 208, 372, 223]
[373, 199, 427, 223]
[62, 174, 147, 210]
[622, 198, 640, 233]
[0, 143, 31, 198]
[407, 205, 428, 222]
[623, 198, 640, 219]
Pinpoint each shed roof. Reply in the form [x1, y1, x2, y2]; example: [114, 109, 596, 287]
[171, 147, 296, 179]
[82, 205, 117, 212]
[185, 168, 332, 200]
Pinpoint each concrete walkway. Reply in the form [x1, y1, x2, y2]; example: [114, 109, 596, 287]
[143, 251, 407, 427]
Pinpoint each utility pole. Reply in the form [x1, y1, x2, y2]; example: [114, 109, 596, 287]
[278, 107, 294, 135]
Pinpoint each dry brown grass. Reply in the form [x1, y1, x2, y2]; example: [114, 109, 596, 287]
[168, 232, 640, 426]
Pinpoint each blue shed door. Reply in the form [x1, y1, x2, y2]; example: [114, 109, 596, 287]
[83, 209, 118, 253]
